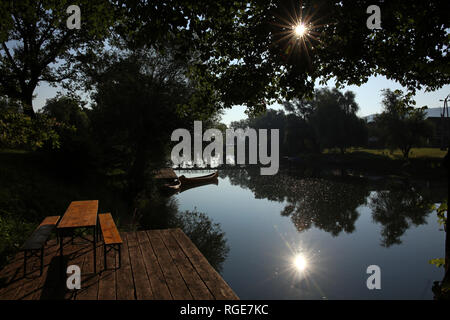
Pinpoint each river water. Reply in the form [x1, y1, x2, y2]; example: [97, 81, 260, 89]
[173, 169, 447, 299]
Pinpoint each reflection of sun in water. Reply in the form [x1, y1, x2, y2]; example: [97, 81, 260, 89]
[271, 225, 328, 298]
[294, 254, 307, 271]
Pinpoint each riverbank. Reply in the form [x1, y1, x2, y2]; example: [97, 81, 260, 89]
[172, 148, 448, 179]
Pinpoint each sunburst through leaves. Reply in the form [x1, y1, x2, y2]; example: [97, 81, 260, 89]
[272, 1, 323, 63]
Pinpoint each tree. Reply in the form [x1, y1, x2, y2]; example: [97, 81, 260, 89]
[2, 1, 448, 118]
[292, 88, 367, 153]
[0, 0, 115, 117]
[0, 108, 61, 150]
[87, 47, 217, 197]
[151, 0, 449, 114]
[41, 95, 89, 130]
[375, 89, 433, 158]
[40, 95, 94, 171]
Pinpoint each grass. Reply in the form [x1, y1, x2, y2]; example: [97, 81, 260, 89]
[325, 147, 447, 159]
[293, 147, 448, 179]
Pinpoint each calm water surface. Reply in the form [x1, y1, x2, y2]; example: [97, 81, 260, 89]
[174, 169, 447, 299]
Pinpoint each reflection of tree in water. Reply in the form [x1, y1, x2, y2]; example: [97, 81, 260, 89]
[222, 169, 369, 236]
[170, 210, 230, 273]
[131, 192, 229, 273]
[369, 183, 434, 247]
[281, 178, 368, 236]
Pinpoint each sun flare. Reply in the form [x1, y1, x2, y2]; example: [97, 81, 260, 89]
[294, 23, 307, 37]
[294, 254, 307, 272]
[271, 1, 324, 62]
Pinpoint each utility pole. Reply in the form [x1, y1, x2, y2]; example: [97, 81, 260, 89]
[439, 94, 450, 150]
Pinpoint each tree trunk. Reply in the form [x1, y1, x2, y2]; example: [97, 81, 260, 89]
[22, 90, 36, 118]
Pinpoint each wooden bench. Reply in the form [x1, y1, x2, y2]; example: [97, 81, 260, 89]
[99, 213, 122, 270]
[21, 216, 60, 276]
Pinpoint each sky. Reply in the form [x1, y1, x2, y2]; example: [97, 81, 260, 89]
[220, 76, 450, 125]
[33, 74, 450, 126]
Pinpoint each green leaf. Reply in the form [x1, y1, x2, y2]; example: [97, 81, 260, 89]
[429, 258, 445, 268]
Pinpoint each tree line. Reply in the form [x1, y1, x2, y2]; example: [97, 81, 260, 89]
[230, 87, 433, 158]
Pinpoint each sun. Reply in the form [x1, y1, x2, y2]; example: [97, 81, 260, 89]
[294, 23, 308, 37]
[271, 1, 324, 62]
[293, 254, 307, 272]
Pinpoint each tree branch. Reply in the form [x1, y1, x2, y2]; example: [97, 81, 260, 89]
[1, 42, 21, 75]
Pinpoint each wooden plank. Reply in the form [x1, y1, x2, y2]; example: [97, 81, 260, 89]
[99, 213, 122, 245]
[146, 230, 193, 300]
[65, 243, 90, 300]
[126, 232, 153, 300]
[39, 216, 60, 227]
[1, 258, 37, 300]
[115, 232, 135, 300]
[136, 231, 172, 300]
[57, 200, 98, 229]
[37, 241, 86, 300]
[172, 228, 238, 300]
[159, 229, 214, 300]
[0, 251, 26, 299]
[98, 245, 117, 300]
[75, 237, 100, 300]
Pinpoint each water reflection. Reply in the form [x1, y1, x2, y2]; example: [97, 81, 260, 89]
[293, 254, 307, 272]
[223, 169, 369, 236]
[174, 168, 447, 299]
[369, 183, 435, 247]
[221, 168, 445, 246]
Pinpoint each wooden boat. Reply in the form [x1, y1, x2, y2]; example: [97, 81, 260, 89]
[161, 179, 181, 192]
[178, 177, 218, 193]
[178, 172, 218, 186]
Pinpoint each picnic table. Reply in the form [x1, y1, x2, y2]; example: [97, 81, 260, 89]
[57, 200, 99, 273]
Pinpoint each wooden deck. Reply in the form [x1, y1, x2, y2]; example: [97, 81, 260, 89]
[0, 228, 238, 300]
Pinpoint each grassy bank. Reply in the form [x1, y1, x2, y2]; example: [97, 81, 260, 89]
[282, 147, 448, 179]
[325, 147, 447, 159]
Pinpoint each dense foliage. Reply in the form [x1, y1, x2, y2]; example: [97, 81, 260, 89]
[375, 89, 433, 158]
[232, 87, 368, 155]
